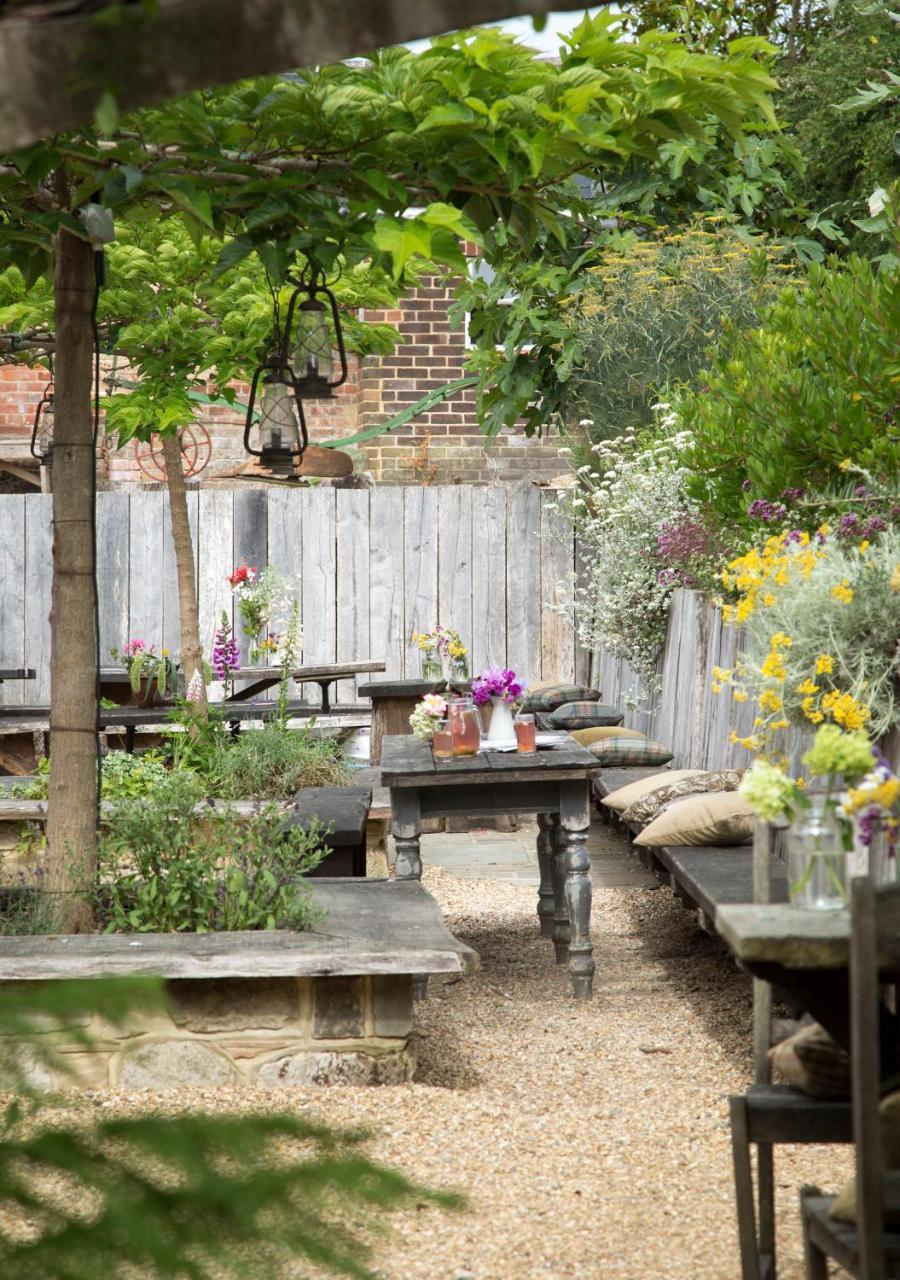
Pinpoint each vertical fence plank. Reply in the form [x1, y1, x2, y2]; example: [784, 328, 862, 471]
[437, 486, 473, 669]
[471, 487, 507, 675]
[264, 489, 303, 699]
[24, 494, 52, 704]
[506, 484, 542, 684]
[96, 492, 130, 665]
[0, 496, 26, 706]
[161, 489, 199, 660]
[301, 488, 336, 680]
[232, 489, 269, 665]
[370, 488, 405, 680]
[540, 494, 576, 684]
[128, 491, 165, 653]
[197, 490, 234, 699]
[403, 487, 438, 678]
[335, 489, 370, 703]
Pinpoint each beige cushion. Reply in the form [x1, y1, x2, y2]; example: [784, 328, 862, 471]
[622, 770, 744, 828]
[571, 726, 647, 747]
[601, 769, 705, 814]
[831, 1091, 900, 1226]
[769, 1023, 850, 1100]
[634, 791, 755, 847]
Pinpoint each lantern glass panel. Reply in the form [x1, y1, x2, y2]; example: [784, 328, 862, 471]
[257, 378, 301, 453]
[293, 300, 333, 386]
[37, 401, 53, 459]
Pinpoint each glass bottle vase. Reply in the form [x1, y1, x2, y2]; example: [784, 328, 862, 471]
[787, 795, 847, 910]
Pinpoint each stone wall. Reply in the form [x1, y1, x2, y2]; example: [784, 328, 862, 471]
[10, 974, 415, 1090]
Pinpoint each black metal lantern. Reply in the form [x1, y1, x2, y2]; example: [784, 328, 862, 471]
[286, 269, 348, 400]
[243, 363, 309, 477]
[31, 377, 54, 464]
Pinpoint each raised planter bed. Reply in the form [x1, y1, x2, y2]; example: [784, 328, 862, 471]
[0, 879, 477, 1090]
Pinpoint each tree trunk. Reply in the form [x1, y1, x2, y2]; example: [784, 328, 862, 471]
[46, 228, 98, 933]
[162, 431, 208, 717]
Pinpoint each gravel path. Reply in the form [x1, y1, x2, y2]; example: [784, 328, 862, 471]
[71, 849, 852, 1279]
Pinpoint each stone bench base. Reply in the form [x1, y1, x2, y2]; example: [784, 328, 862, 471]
[14, 974, 415, 1090]
[0, 879, 477, 1091]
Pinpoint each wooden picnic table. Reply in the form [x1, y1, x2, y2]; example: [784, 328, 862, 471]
[716, 902, 900, 1069]
[359, 678, 469, 763]
[381, 732, 600, 999]
[98, 660, 386, 710]
[0, 668, 35, 684]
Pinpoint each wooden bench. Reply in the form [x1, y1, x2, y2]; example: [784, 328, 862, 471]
[284, 786, 371, 878]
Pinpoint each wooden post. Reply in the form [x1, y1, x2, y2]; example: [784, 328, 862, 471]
[46, 225, 98, 933]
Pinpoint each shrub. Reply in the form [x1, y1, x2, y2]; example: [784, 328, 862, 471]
[678, 256, 900, 529]
[211, 723, 349, 800]
[567, 219, 789, 440]
[714, 525, 900, 751]
[97, 773, 327, 933]
[12, 750, 172, 800]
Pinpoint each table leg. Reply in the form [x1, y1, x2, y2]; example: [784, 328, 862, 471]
[550, 813, 570, 964]
[391, 788, 422, 881]
[536, 813, 555, 938]
[560, 780, 594, 1000]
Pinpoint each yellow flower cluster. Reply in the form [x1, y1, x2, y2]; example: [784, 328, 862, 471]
[720, 531, 823, 623]
[448, 640, 467, 659]
[820, 689, 870, 732]
[830, 578, 854, 604]
[846, 777, 900, 812]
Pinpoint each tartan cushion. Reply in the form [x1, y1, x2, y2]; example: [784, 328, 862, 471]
[587, 736, 674, 766]
[769, 1023, 850, 1100]
[548, 701, 623, 729]
[522, 684, 601, 713]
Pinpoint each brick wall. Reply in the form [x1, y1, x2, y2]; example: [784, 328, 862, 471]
[0, 280, 572, 489]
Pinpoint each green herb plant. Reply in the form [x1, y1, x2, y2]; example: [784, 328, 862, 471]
[97, 773, 327, 933]
[213, 723, 349, 801]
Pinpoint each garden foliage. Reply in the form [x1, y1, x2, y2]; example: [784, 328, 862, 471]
[677, 256, 900, 530]
[97, 772, 327, 933]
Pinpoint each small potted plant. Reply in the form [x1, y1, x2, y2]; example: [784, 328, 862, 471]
[111, 640, 178, 707]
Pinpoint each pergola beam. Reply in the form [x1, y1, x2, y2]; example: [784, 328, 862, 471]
[0, 0, 591, 153]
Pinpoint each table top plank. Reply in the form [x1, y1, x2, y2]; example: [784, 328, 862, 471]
[716, 903, 850, 970]
[381, 733, 599, 786]
[359, 679, 468, 699]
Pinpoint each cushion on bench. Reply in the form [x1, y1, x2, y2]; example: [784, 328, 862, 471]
[621, 769, 744, 828]
[522, 683, 601, 713]
[548, 701, 623, 730]
[571, 726, 647, 746]
[586, 736, 673, 767]
[635, 791, 755, 847]
[601, 769, 708, 813]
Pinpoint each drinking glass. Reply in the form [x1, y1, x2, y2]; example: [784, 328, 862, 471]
[515, 713, 536, 754]
[432, 724, 453, 759]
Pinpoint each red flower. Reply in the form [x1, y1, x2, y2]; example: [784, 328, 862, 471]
[228, 565, 252, 587]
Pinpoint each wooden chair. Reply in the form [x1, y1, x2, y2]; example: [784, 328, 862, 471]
[800, 875, 900, 1280]
[730, 823, 852, 1280]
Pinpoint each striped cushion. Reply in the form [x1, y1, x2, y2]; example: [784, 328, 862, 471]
[522, 684, 601, 713]
[548, 701, 623, 730]
[769, 1023, 850, 1100]
[587, 736, 674, 766]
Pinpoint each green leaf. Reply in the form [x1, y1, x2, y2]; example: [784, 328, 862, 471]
[159, 183, 215, 230]
[94, 90, 119, 136]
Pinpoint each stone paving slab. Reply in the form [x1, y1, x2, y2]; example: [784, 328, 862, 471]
[420, 818, 656, 888]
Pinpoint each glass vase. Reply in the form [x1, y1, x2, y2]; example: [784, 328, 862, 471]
[449, 655, 469, 682]
[787, 795, 847, 910]
[853, 811, 900, 887]
[421, 654, 442, 682]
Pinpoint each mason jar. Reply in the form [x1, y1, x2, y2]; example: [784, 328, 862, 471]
[448, 695, 481, 756]
[787, 795, 847, 910]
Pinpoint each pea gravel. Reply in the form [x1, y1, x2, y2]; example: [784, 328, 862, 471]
[56, 857, 853, 1279]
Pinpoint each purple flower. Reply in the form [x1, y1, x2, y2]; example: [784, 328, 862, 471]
[748, 499, 787, 524]
[783, 529, 804, 544]
[863, 515, 886, 537]
[472, 666, 523, 706]
[854, 484, 868, 498]
[838, 512, 861, 538]
[779, 487, 805, 503]
[212, 614, 240, 681]
[741, 478, 752, 491]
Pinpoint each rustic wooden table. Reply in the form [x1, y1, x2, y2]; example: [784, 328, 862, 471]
[380, 733, 601, 999]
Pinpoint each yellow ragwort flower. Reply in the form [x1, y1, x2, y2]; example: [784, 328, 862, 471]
[815, 654, 834, 676]
[831, 579, 854, 605]
[732, 690, 748, 703]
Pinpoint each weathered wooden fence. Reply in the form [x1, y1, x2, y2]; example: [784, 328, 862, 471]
[0, 487, 587, 705]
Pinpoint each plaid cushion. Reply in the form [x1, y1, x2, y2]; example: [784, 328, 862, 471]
[587, 736, 674, 766]
[769, 1023, 850, 1099]
[548, 701, 623, 729]
[522, 684, 601, 713]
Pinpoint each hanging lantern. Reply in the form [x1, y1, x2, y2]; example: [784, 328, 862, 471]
[243, 365, 308, 477]
[31, 379, 54, 464]
[287, 270, 348, 400]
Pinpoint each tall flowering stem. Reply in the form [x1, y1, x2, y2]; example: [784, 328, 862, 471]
[211, 611, 240, 701]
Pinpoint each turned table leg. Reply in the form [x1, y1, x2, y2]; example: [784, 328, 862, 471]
[536, 813, 556, 938]
[550, 812, 571, 965]
[559, 780, 594, 1000]
[391, 788, 422, 881]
